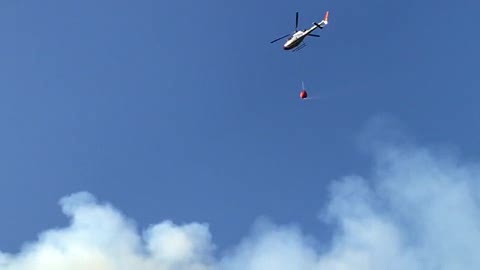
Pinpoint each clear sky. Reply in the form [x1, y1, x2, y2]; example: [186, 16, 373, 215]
[0, 0, 479, 256]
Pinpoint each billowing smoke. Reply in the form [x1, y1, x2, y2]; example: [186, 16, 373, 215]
[2, 134, 480, 269]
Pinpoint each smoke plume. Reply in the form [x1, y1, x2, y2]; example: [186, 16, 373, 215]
[1, 130, 480, 269]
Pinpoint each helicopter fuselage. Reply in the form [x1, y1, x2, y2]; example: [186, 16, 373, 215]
[283, 25, 320, 50]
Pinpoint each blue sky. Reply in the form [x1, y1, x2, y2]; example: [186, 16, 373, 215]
[0, 0, 479, 256]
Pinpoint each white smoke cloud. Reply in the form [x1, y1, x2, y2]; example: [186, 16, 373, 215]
[2, 128, 480, 269]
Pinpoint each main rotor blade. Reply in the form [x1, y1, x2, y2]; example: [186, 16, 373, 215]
[308, 34, 320, 37]
[270, 34, 290, 44]
[295, 12, 299, 31]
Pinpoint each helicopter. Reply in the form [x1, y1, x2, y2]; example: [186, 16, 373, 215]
[271, 11, 329, 51]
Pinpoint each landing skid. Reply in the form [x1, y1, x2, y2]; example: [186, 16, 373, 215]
[292, 43, 306, 52]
